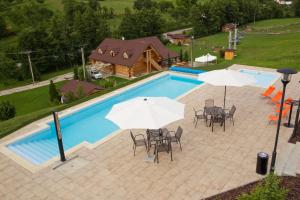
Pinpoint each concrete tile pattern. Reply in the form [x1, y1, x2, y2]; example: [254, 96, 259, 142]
[0, 65, 299, 199]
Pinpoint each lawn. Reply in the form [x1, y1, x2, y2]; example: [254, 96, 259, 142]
[0, 68, 73, 91]
[168, 18, 300, 71]
[0, 73, 158, 138]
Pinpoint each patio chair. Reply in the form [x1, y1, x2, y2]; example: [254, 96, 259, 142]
[193, 108, 208, 127]
[261, 86, 275, 98]
[154, 136, 173, 163]
[205, 99, 214, 108]
[268, 109, 288, 124]
[165, 126, 183, 151]
[270, 91, 282, 104]
[224, 105, 236, 126]
[146, 129, 166, 151]
[130, 131, 147, 156]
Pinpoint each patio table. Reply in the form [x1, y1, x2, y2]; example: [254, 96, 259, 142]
[205, 106, 225, 132]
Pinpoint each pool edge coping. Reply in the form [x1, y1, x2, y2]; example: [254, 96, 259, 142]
[0, 71, 203, 173]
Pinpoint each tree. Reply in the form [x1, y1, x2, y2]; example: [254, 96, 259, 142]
[0, 101, 16, 121]
[73, 67, 79, 79]
[179, 48, 183, 61]
[183, 50, 189, 62]
[133, 0, 157, 10]
[49, 80, 60, 103]
[0, 15, 7, 38]
[294, 0, 300, 17]
[119, 9, 165, 39]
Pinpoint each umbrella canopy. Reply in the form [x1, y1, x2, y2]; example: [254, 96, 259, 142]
[106, 97, 185, 129]
[198, 69, 256, 107]
[195, 53, 217, 63]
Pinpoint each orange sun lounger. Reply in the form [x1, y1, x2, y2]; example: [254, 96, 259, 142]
[270, 91, 283, 104]
[268, 109, 288, 124]
[261, 86, 275, 98]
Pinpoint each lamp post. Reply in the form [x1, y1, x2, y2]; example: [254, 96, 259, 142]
[191, 35, 194, 68]
[270, 68, 297, 173]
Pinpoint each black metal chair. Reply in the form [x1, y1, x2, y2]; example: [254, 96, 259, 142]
[193, 108, 207, 127]
[166, 126, 183, 151]
[130, 131, 147, 156]
[154, 136, 172, 163]
[225, 105, 236, 125]
[146, 129, 161, 151]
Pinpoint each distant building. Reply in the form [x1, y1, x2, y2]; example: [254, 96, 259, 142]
[166, 34, 191, 45]
[60, 80, 102, 100]
[89, 36, 178, 78]
[222, 23, 236, 32]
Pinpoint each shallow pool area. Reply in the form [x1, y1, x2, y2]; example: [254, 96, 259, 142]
[239, 68, 280, 88]
[7, 74, 202, 165]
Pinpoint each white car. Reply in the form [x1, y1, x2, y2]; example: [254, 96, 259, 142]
[90, 70, 103, 79]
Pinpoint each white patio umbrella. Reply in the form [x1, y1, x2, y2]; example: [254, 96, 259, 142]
[198, 69, 256, 108]
[105, 97, 185, 129]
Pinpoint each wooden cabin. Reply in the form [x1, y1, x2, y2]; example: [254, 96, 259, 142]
[167, 34, 191, 45]
[89, 36, 178, 78]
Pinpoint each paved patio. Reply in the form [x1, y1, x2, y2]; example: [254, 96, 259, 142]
[0, 65, 299, 200]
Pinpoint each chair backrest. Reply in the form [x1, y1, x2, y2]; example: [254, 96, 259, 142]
[263, 86, 275, 96]
[229, 105, 236, 116]
[272, 91, 283, 102]
[130, 131, 136, 144]
[175, 126, 183, 140]
[205, 99, 214, 108]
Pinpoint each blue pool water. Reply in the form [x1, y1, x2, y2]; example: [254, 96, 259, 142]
[239, 69, 280, 88]
[7, 74, 202, 165]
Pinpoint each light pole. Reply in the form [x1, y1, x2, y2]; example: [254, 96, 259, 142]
[270, 68, 297, 173]
[190, 35, 194, 67]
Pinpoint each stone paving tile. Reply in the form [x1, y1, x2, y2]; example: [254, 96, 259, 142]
[0, 65, 299, 199]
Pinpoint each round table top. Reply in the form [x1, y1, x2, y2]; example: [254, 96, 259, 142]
[287, 100, 300, 106]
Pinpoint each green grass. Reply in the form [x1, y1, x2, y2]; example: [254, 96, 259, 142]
[0, 68, 73, 91]
[168, 20, 300, 71]
[0, 81, 66, 116]
[0, 72, 159, 138]
[248, 18, 300, 29]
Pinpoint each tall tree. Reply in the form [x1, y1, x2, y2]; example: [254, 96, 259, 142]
[294, 0, 300, 17]
[119, 9, 165, 39]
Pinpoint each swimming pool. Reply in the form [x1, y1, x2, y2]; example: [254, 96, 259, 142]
[239, 69, 280, 88]
[7, 74, 202, 165]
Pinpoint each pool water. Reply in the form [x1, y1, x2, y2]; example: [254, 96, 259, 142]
[7, 74, 202, 165]
[239, 69, 280, 88]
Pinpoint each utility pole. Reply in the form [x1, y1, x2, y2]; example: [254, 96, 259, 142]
[80, 47, 86, 80]
[228, 31, 232, 49]
[233, 24, 238, 50]
[191, 35, 194, 67]
[25, 51, 35, 83]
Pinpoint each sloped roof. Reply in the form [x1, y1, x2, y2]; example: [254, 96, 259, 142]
[89, 36, 178, 67]
[60, 80, 102, 97]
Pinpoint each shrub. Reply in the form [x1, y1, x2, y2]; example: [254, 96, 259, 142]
[183, 50, 189, 62]
[73, 67, 79, 80]
[238, 173, 287, 200]
[49, 80, 60, 103]
[0, 101, 16, 120]
[219, 49, 225, 58]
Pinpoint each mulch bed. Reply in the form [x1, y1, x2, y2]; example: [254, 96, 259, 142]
[289, 121, 300, 144]
[204, 176, 300, 200]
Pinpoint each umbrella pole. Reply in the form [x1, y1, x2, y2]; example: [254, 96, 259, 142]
[224, 86, 227, 109]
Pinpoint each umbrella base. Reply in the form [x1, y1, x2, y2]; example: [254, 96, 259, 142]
[144, 155, 155, 162]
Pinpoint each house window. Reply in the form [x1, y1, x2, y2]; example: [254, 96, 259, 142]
[123, 52, 129, 59]
[110, 50, 115, 57]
